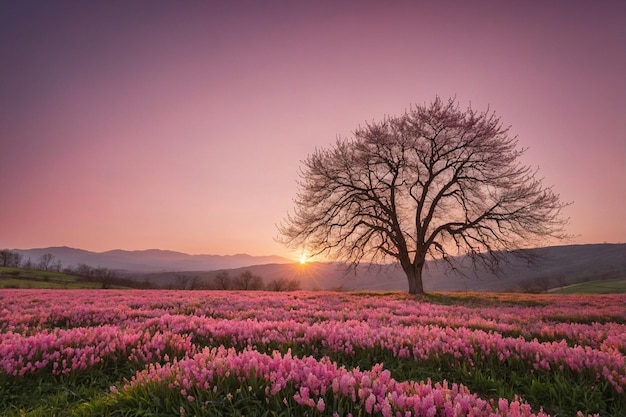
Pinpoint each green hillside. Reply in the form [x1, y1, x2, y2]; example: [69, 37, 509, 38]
[550, 278, 626, 294]
[0, 267, 129, 289]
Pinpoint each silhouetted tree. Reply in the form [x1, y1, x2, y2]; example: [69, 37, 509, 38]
[286, 279, 302, 291]
[75, 263, 94, 278]
[279, 97, 569, 294]
[38, 253, 55, 271]
[212, 271, 232, 290]
[92, 267, 116, 289]
[232, 270, 264, 290]
[0, 249, 22, 267]
[267, 277, 301, 291]
[189, 276, 205, 290]
[174, 274, 192, 289]
[174, 274, 202, 290]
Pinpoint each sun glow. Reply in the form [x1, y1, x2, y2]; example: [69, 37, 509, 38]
[299, 254, 307, 264]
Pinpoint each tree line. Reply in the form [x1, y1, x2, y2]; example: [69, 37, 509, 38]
[160, 270, 300, 291]
[190, 270, 301, 292]
[1, 249, 300, 291]
[1, 250, 65, 272]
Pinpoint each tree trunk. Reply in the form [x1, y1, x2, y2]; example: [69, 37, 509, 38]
[405, 261, 425, 295]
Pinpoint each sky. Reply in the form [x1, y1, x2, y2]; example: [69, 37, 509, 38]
[1, 1, 624, 260]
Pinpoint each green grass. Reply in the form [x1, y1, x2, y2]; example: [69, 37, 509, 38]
[551, 278, 626, 294]
[0, 365, 141, 417]
[422, 291, 549, 307]
[0, 267, 129, 289]
[0, 267, 77, 281]
[0, 277, 106, 289]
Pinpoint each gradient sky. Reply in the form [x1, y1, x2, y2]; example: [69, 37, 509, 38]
[1, 1, 624, 260]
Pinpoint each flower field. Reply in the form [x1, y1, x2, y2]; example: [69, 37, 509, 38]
[1, 290, 624, 416]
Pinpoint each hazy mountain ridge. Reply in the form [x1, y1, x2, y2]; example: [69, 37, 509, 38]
[12, 246, 291, 272]
[142, 244, 625, 292]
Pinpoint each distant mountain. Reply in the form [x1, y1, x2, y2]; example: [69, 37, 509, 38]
[141, 243, 626, 292]
[12, 246, 291, 272]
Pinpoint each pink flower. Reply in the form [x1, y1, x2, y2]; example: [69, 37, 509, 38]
[365, 393, 376, 413]
[316, 397, 325, 412]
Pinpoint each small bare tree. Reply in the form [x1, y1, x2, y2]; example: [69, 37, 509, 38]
[285, 278, 302, 291]
[92, 267, 116, 289]
[38, 253, 55, 271]
[76, 264, 94, 278]
[0, 249, 22, 267]
[232, 270, 264, 290]
[212, 271, 232, 290]
[279, 97, 569, 294]
[174, 274, 192, 290]
[267, 277, 302, 292]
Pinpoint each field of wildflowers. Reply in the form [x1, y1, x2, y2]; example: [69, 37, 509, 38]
[1, 289, 624, 416]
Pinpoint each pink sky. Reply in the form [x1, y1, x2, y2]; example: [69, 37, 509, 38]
[1, 1, 624, 260]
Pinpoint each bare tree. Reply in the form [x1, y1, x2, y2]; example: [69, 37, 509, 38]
[279, 97, 569, 294]
[212, 271, 232, 290]
[92, 267, 116, 289]
[0, 250, 10, 267]
[189, 276, 205, 290]
[266, 277, 287, 292]
[232, 270, 264, 290]
[0, 249, 22, 267]
[174, 274, 192, 290]
[267, 277, 302, 292]
[38, 253, 55, 271]
[75, 263, 94, 278]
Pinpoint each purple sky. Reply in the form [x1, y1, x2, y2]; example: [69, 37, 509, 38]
[1, 1, 624, 259]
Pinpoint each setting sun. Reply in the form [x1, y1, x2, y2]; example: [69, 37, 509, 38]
[299, 254, 307, 264]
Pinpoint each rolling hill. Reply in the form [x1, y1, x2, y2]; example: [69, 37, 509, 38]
[12, 247, 291, 272]
[140, 243, 626, 292]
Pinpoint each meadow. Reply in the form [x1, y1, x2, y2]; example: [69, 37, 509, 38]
[0, 267, 100, 289]
[0, 290, 624, 417]
[0, 267, 133, 290]
[550, 279, 626, 295]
